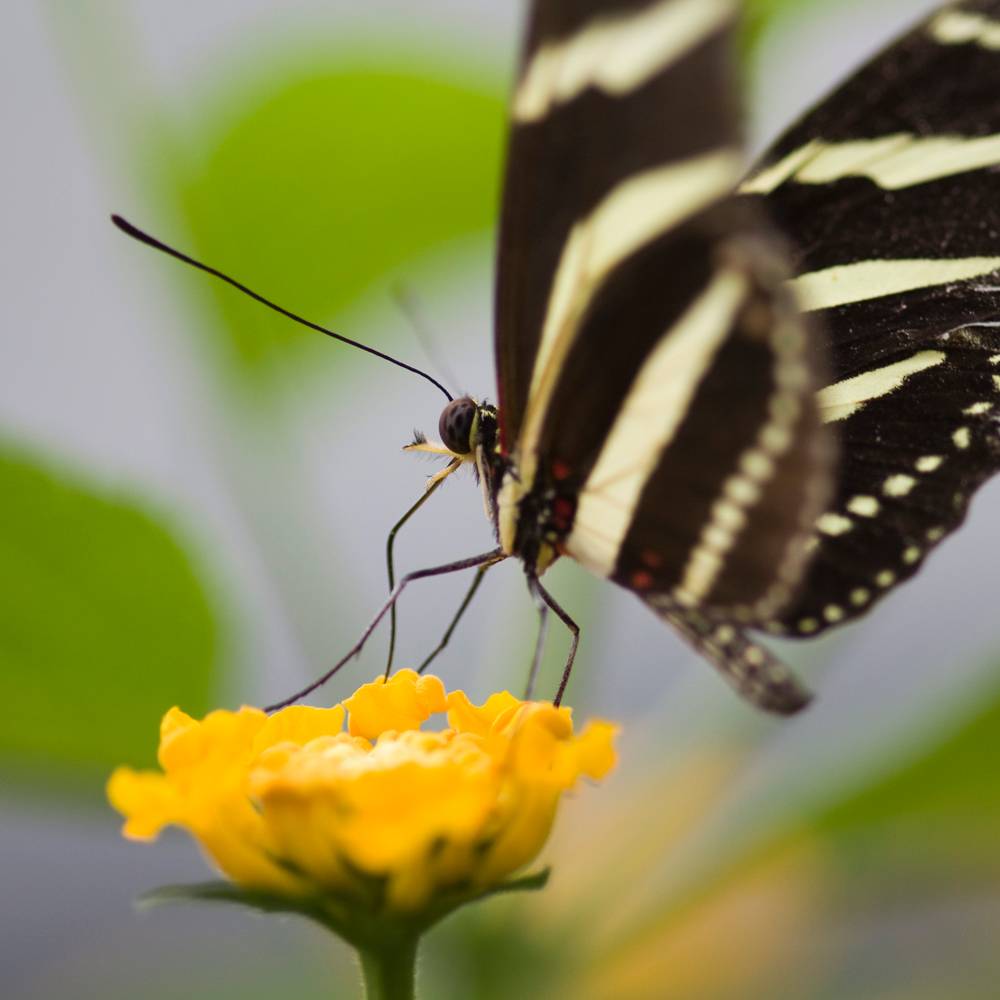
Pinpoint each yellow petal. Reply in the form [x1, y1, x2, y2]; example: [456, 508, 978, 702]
[107, 767, 179, 840]
[565, 721, 618, 782]
[508, 701, 574, 741]
[345, 670, 447, 740]
[189, 793, 305, 895]
[158, 706, 266, 773]
[446, 689, 522, 735]
[160, 706, 196, 739]
[477, 785, 560, 888]
[156, 706, 197, 765]
[252, 704, 346, 755]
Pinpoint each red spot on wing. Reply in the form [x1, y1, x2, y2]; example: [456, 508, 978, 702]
[552, 497, 575, 530]
[641, 550, 663, 569]
[631, 570, 654, 590]
[552, 459, 571, 481]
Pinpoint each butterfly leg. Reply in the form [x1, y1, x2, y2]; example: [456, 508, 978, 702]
[536, 581, 579, 708]
[266, 546, 505, 712]
[416, 553, 505, 674]
[384, 461, 460, 677]
[524, 573, 550, 701]
[524, 575, 580, 705]
[648, 597, 812, 715]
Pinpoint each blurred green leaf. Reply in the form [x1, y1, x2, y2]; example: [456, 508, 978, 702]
[180, 71, 505, 373]
[802, 668, 1000, 910]
[170, 19, 831, 378]
[0, 443, 216, 777]
[821, 674, 1000, 831]
[742, 0, 830, 54]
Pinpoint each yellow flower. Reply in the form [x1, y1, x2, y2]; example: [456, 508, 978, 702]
[108, 670, 616, 916]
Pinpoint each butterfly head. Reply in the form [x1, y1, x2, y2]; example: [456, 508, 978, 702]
[438, 397, 479, 455]
[404, 398, 506, 528]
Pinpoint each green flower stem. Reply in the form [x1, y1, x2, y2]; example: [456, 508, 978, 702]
[357, 939, 418, 1000]
[141, 870, 550, 999]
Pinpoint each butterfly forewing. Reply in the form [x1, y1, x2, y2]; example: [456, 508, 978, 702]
[494, 0, 834, 711]
[495, 0, 744, 452]
[741, 0, 1000, 636]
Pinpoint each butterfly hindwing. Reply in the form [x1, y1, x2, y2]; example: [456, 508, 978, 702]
[741, 0, 1000, 636]
[777, 324, 1000, 634]
[592, 228, 831, 711]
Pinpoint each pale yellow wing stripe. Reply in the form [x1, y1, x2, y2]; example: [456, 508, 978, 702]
[738, 141, 826, 194]
[565, 267, 749, 578]
[929, 9, 1000, 49]
[817, 350, 947, 423]
[788, 257, 1000, 313]
[740, 132, 1000, 194]
[515, 150, 742, 497]
[513, 0, 736, 123]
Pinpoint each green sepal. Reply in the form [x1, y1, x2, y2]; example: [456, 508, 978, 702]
[141, 867, 551, 951]
[480, 867, 551, 898]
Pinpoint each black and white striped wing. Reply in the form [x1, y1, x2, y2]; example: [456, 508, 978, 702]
[496, 0, 747, 451]
[741, 0, 1000, 637]
[495, 0, 834, 711]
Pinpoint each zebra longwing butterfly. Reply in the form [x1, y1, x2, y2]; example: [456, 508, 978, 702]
[408, 0, 1000, 714]
[116, 0, 1000, 715]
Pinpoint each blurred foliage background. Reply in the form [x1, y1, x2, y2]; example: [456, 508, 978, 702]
[4, 0, 1000, 997]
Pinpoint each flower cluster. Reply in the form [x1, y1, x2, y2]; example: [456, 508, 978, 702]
[108, 671, 616, 915]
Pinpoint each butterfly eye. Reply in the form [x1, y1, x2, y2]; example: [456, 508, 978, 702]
[438, 397, 478, 455]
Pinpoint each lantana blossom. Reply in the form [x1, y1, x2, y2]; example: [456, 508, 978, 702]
[108, 670, 616, 913]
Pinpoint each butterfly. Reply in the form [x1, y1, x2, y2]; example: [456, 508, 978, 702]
[403, 0, 1000, 714]
[116, 0, 1000, 715]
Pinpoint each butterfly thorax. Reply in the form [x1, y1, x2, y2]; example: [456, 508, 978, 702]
[468, 402, 506, 529]
[497, 466, 571, 575]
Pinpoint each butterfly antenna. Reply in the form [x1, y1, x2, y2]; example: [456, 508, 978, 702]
[391, 281, 462, 398]
[111, 215, 453, 403]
